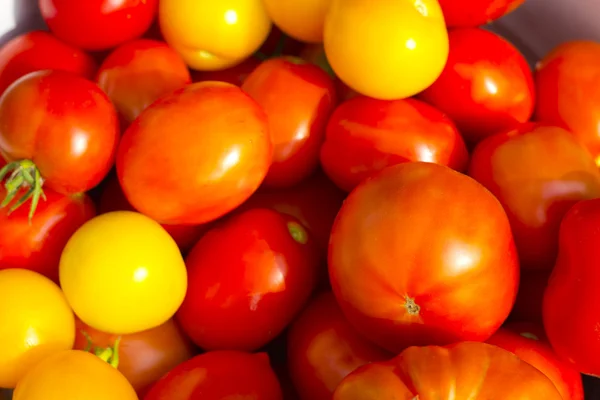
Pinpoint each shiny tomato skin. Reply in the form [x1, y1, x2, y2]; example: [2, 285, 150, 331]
[143, 351, 283, 400]
[242, 57, 337, 188]
[177, 208, 320, 351]
[320, 96, 469, 192]
[487, 322, 584, 400]
[191, 56, 261, 86]
[468, 124, 600, 271]
[437, 0, 525, 28]
[419, 28, 535, 144]
[329, 162, 519, 353]
[39, 0, 159, 51]
[0, 31, 97, 95]
[535, 41, 600, 166]
[287, 292, 392, 400]
[116, 81, 272, 225]
[263, 0, 331, 43]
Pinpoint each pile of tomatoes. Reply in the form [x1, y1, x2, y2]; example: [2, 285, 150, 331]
[2, 0, 600, 399]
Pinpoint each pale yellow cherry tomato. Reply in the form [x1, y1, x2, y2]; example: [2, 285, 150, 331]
[324, 0, 449, 100]
[159, 0, 272, 71]
[59, 211, 188, 335]
[0, 269, 75, 388]
[263, 0, 331, 43]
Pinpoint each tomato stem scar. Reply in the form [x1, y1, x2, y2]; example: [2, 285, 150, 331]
[404, 296, 420, 315]
[93, 337, 122, 369]
[287, 221, 308, 244]
[0, 159, 46, 223]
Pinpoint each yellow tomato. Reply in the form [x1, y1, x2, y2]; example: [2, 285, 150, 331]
[59, 211, 187, 335]
[0, 269, 75, 388]
[263, 0, 331, 43]
[324, 0, 449, 100]
[13, 350, 138, 400]
[159, 0, 272, 71]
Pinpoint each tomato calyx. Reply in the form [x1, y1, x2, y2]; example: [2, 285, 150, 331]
[82, 331, 122, 369]
[287, 221, 309, 244]
[404, 295, 420, 316]
[0, 159, 46, 222]
[519, 332, 539, 341]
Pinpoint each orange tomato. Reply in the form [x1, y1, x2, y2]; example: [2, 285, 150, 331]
[263, 0, 331, 43]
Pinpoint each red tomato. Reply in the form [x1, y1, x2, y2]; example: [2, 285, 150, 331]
[487, 322, 584, 400]
[0, 31, 97, 95]
[437, 0, 525, 28]
[96, 39, 191, 125]
[320, 96, 469, 192]
[419, 28, 534, 144]
[191, 56, 262, 86]
[509, 269, 551, 324]
[287, 292, 392, 400]
[143, 351, 283, 400]
[116, 81, 272, 225]
[535, 41, 600, 166]
[328, 162, 519, 353]
[177, 208, 319, 351]
[468, 124, 600, 271]
[39, 0, 159, 51]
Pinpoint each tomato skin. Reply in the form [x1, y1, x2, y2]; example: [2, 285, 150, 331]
[191, 56, 261, 86]
[242, 57, 337, 188]
[0, 31, 97, 95]
[535, 41, 600, 166]
[437, 0, 525, 28]
[320, 96, 469, 192]
[419, 28, 535, 144]
[144, 351, 282, 400]
[117, 81, 272, 225]
[329, 162, 519, 353]
[287, 292, 392, 400]
[487, 322, 584, 400]
[333, 342, 563, 399]
[468, 124, 600, 271]
[263, 0, 331, 43]
[509, 269, 551, 324]
[39, 0, 159, 51]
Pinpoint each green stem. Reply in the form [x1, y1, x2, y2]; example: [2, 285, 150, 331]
[0, 159, 46, 222]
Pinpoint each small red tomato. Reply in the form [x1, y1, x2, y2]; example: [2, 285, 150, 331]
[0, 31, 97, 95]
[535, 41, 600, 166]
[419, 28, 534, 144]
[116, 81, 272, 225]
[39, 0, 159, 51]
[509, 269, 551, 324]
[96, 39, 191, 125]
[242, 57, 337, 188]
[191, 56, 262, 87]
[320, 96, 469, 192]
[177, 208, 320, 351]
[487, 322, 584, 400]
[143, 351, 283, 400]
[437, 0, 525, 28]
[287, 292, 392, 400]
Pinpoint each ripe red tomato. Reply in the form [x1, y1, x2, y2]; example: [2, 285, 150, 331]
[96, 39, 191, 125]
[177, 208, 320, 351]
[144, 351, 283, 400]
[419, 28, 534, 144]
[242, 57, 337, 188]
[509, 269, 551, 324]
[191, 56, 262, 86]
[468, 124, 600, 271]
[487, 322, 584, 400]
[116, 81, 272, 225]
[329, 162, 519, 353]
[437, 0, 525, 28]
[320, 96, 469, 192]
[0, 31, 97, 95]
[287, 292, 392, 400]
[39, 0, 159, 51]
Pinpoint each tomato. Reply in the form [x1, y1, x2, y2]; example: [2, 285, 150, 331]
[59, 211, 188, 335]
[116, 82, 272, 225]
[242, 57, 337, 188]
[487, 322, 584, 400]
[39, 0, 159, 51]
[159, 0, 272, 71]
[0, 269, 75, 388]
[0, 70, 119, 219]
[13, 350, 137, 400]
[468, 124, 600, 271]
[320, 96, 469, 192]
[328, 162, 519, 353]
[263, 0, 331, 43]
[419, 28, 535, 144]
[191, 56, 261, 86]
[96, 39, 191, 125]
[437, 0, 525, 28]
[333, 342, 562, 399]
[74, 318, 197, 397]
[144, 351, 282, 400]
[0, 188, 95, 282]
[287, 292, 392, 400]
[543, 198, 600, 376]
[0, 31, 97, 95]
[535, 41, 600, 166]
[509, 269, 551, 324]
[323, 0, 448, 100]
[176, 208, 319, 351]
